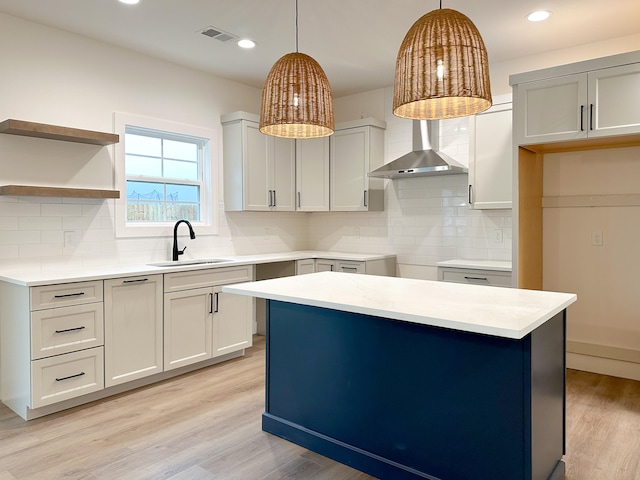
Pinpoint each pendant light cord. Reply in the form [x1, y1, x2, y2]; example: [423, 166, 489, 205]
[295, 0, 299, 53]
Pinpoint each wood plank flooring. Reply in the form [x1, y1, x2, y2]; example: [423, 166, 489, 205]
[0, 336, 639, 479]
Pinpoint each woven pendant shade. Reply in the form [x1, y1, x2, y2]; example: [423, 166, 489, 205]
[260, 52, 334, 138]
[393, 8, 492, 120]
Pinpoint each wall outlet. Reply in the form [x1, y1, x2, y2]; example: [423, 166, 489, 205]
[591, 231, 603, 246]
[354, 227, 360, 239]
[492, 229, 503, 243]
[64, 231, 76, 248]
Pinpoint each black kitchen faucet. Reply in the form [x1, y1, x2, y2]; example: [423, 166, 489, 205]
[172, 219, 196, 261]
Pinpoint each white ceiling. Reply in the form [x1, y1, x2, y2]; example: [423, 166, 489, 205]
[0, 0, 638, 97]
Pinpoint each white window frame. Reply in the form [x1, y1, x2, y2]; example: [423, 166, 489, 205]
[114, 112, 219, 238]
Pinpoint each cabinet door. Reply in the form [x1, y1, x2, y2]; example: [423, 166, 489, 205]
[515, 73, 587, 145]
[104, 275, 163, 387]
[212, 287, 252, 357]
[244, 121, 271, 211]
[331, 127, 369, 211]
[588, 63, 640, 138]
[164, 287, 213, 371]
[315, 259, 335, 272]
[296, 259, 316, 275]
[271, 136, 296, 211]
[296, 138, 330, 211]
[469, 101, 512, 209]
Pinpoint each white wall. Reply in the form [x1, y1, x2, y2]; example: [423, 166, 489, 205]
[0, 13, 308, 275]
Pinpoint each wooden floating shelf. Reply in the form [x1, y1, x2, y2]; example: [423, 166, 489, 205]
[0, 185, 120, 199]
[0, 119, 119, 146]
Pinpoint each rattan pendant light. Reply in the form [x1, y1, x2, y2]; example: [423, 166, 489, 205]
[259, 0, 334, 138]
[393, 2, 492, 120]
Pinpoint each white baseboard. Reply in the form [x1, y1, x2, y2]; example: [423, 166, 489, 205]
[566, 341, 640, 381]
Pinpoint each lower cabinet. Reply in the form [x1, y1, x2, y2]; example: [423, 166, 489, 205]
[163, 265, 254, 371]
[298, 257, 395, 276]
[437, 266, 512, 287]
[104, 275, 163, 387]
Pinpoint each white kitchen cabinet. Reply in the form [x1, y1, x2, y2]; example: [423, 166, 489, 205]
[296, 137, 330, 211]
[468, 97, 512, 209]
[104, 275, 163, 387]
[222, 111, 295, 211]
[437, 264, 512, 288]
[163, 265, 253, 370]
[0, 280, 105, 419]
[212, 286, 253, 357]
[164, 286, 213, 370]
[315, 259, 336, 272]
[330, 118, 386, 212]
[513, 61, 640, 145]
[295, 258, 316, 275]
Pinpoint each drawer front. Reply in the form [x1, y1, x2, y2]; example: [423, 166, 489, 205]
[164, 265, 253, 292]
[336, 261, 365, 274]
[440, 268, 512, 287]
[31, 303, 104, 360]
[31, 280, 104, 311]
[31, 347, 104, 409]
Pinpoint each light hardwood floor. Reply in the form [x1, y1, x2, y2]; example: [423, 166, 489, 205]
[0, 336, 639, 480]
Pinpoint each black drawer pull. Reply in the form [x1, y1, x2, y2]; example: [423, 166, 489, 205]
[123, 278, 148, 284]
[55, 326, 86, 334]
[464, 276, 488, 281]
[54, 292, 85, 298]
[55, 372, 85, 382]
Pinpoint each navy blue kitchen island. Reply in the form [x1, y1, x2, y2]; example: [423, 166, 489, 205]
[223, 272, 577, 480]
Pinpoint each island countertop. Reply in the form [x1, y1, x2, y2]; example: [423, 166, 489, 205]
[222, 271, 576, 339]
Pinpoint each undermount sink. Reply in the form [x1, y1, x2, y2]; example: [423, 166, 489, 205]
[147, 258, 234, 267]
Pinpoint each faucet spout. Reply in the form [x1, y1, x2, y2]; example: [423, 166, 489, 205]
[172, 220, 196, 261]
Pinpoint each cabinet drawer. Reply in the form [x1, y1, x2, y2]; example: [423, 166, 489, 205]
[440, 268, 512, 287]
[164, 265, 253, 292]
[336, 261, 365, 274]
[31, 303, 104, 360]
[31, 347, 104, 409]
[31, 280, 104, 311]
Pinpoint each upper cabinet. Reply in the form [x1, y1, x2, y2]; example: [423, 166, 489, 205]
[468, 96, 512, 210]
[222, 112, 295, 212]
[296, 137, 330, 211]
[330, 118, 386, 212]
[512, 53, 640, 146]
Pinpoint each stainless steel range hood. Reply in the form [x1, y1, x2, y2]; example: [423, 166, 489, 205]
[368, 120, 467, 179]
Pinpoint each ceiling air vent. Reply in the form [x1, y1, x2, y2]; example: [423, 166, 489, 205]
[200, 26, 238, 43]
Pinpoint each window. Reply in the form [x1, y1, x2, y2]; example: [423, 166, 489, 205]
[114, 113, 218, 238]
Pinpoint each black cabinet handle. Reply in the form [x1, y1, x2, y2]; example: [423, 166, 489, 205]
[56, 372, 85, 382]
[123, 278, 148, 284]
[464, 276, 488, 281]
[468, 184, 473, 204]
[214, 292, 220, 313]
[55, 326, 86, 334]
[273, 190, 276, 207]
[209, 292, 213, 314]
[54, 292, 85, 298]
[297, 192, 301, 208]
[364, 190, 368, 207]
[589, 104, 594, 130]
[580, 105, 584, 131]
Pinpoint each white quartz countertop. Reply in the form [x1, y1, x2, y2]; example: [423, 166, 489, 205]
[0, 251, 395, 286]
[222, 271, 576, 339]
[436, 259, 512, 272]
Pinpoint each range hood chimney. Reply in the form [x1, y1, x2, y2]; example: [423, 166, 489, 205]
[368, 120, 467, 179]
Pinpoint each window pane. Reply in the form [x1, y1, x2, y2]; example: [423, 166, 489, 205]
[164, 139, 198, 161]
[166, 183, 200, 203]
[125, 155, 162, 177]
[125, 133, 161, 157]
[164, 159, 198, 180]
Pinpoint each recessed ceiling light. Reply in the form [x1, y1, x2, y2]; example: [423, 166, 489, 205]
[237, 39, 257, 49]
[119, 0, 140, 5]
[526, 10, 552, 22]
